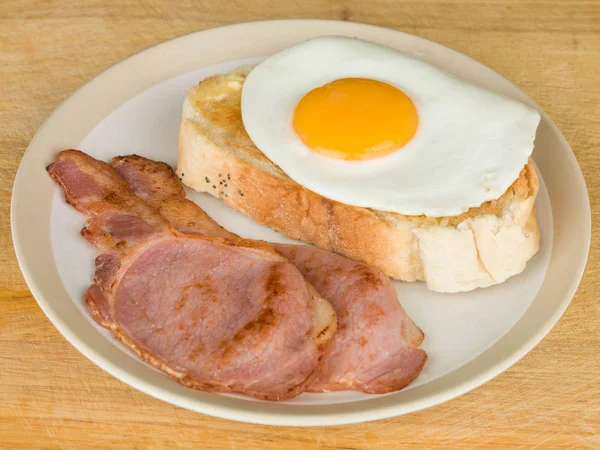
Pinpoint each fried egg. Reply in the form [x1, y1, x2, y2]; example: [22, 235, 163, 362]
[241, 36, 540, 217]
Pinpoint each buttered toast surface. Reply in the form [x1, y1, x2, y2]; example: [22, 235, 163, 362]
[178, 66, 540, 293]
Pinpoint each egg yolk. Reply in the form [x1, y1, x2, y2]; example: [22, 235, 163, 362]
[292, 78, 418, 160]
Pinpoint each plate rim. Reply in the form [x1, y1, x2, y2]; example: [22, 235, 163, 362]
[11, 19, 591, 426]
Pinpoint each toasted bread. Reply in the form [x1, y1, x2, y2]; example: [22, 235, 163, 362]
[177, 66, 540, 293]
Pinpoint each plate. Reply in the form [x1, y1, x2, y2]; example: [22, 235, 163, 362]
[11, 20, 590, 426]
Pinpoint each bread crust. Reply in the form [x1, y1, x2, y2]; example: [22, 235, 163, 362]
[177, 66, 540, 292]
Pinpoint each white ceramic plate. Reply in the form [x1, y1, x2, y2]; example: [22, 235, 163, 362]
[11, 20, 590, 426]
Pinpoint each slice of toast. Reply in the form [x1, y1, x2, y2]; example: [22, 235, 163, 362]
[178, 66, 540, 293]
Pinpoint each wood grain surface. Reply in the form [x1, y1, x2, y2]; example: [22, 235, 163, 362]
[1, 1, 599, 448]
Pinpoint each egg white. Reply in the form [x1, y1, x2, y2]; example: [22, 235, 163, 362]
[241, 36, 540, 217]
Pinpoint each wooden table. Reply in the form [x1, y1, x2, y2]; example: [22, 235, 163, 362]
[1, 1, 598, 448]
